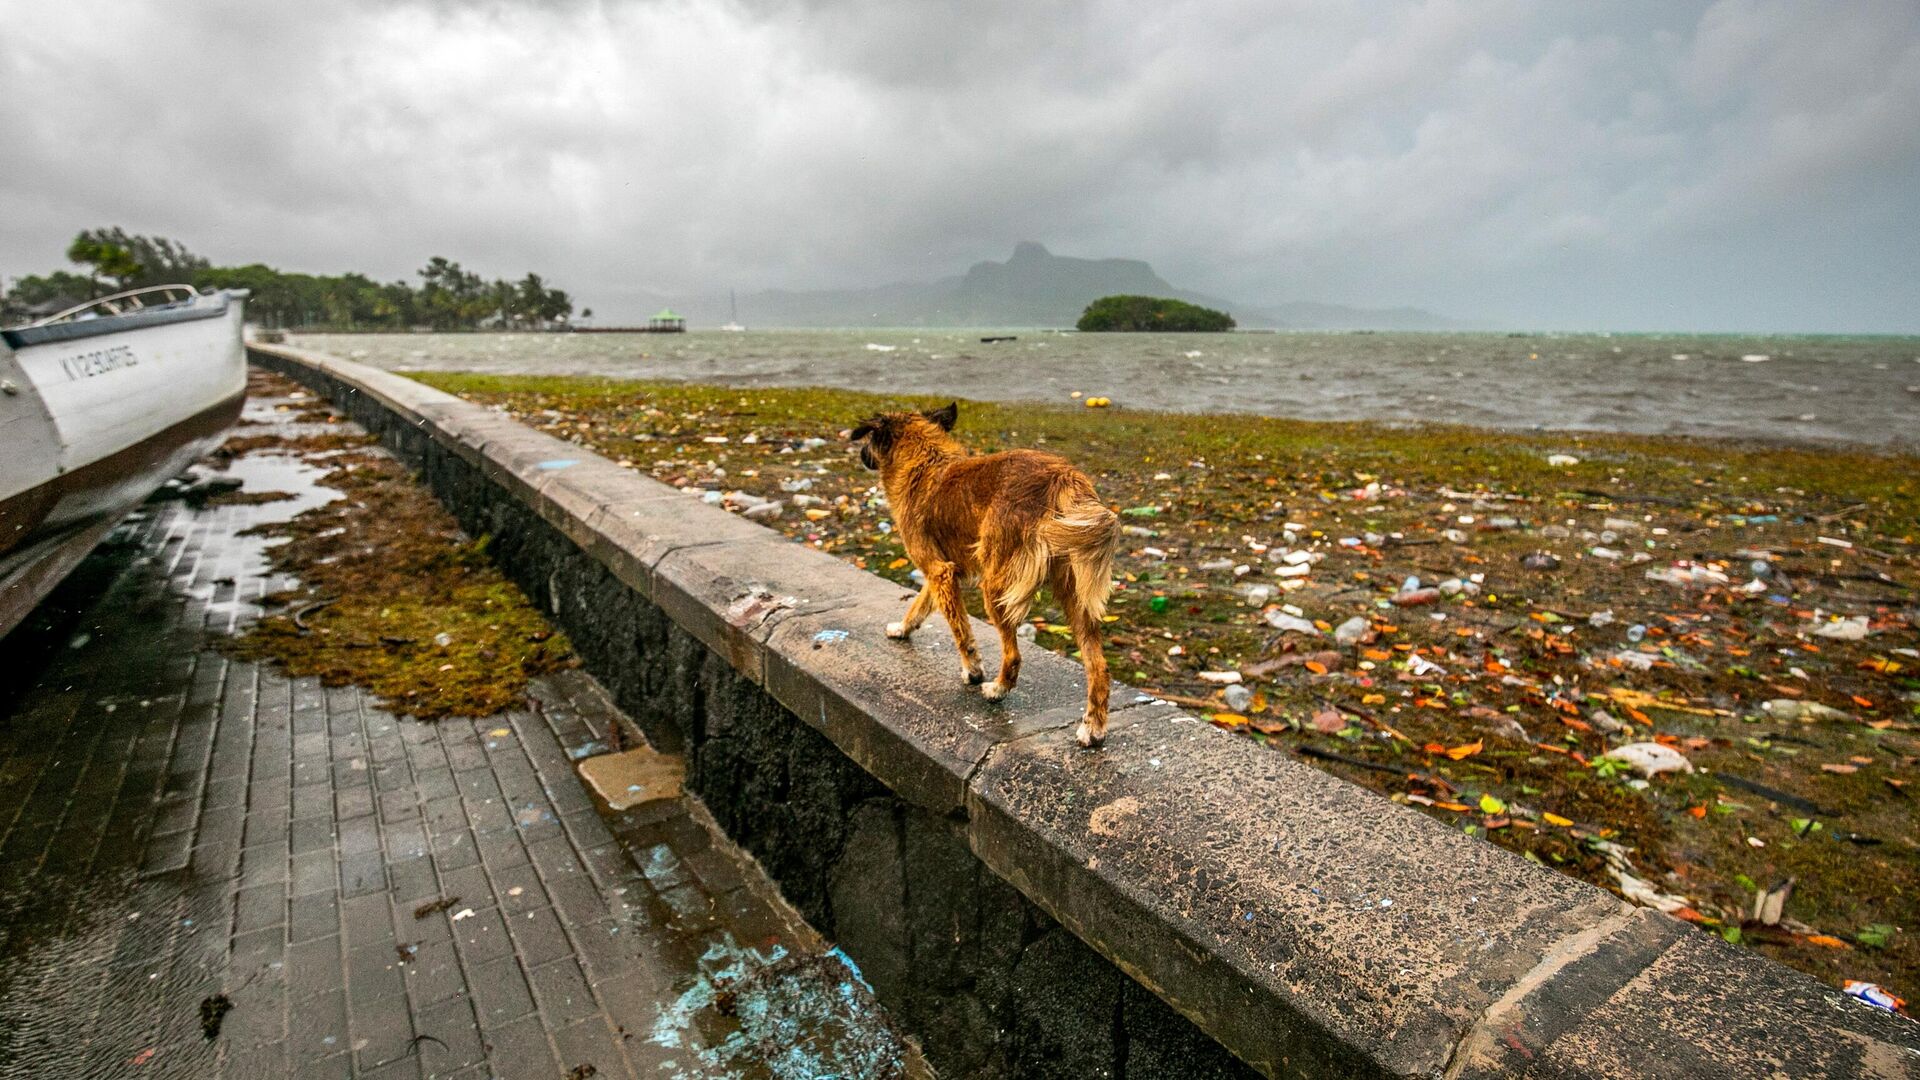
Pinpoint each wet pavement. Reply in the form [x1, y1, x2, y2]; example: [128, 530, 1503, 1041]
[0, 379, 918, 1079]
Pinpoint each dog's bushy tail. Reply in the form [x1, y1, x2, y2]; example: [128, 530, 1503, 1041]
[1000, 478, 1119, 620]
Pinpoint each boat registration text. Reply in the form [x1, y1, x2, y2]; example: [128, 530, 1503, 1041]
[60, 344, 138, 381]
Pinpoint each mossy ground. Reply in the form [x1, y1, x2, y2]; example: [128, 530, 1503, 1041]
[223, 372, 573, 719]
[415, 371, 1919, 1008]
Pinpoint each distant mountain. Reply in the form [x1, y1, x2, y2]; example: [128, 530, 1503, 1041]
[618, 243, 1455, 330]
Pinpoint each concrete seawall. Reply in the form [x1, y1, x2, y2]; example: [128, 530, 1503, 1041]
[249, 343, 1920, 1079]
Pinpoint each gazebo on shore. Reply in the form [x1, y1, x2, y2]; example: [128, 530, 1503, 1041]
[646, 309, 686, 333]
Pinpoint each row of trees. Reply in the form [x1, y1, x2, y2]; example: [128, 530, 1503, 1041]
[2, 228, 579, 331]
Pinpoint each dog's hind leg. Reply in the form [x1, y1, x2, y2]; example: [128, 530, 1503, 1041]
[886, 582, 937, 640]
[1048, 562, 1111, 746]
[926, 561, 984, 684]
[979, 576, 1025, 701]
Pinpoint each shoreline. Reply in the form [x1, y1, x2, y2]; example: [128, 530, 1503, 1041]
[411, 368, 1919, 1008]
[396, 364, 1920, 455]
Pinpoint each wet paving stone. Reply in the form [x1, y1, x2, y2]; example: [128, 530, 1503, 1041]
[0, 373, 923, 1079]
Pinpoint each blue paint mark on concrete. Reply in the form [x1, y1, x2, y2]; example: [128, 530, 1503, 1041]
[812, 629, 850, 645]
[825, 946, 872, 993]
[536, 459, 578, 470]
[645, 933, 909, 1078]
[567, 740, 606, 760]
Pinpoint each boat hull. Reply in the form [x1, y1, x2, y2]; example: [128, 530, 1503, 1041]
[0, 292, 246, 639]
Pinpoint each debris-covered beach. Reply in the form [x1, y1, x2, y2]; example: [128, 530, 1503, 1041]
[410, 370, 1920, 1010]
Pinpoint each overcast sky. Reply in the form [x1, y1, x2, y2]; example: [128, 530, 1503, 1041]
[3, 0, 1916, 331]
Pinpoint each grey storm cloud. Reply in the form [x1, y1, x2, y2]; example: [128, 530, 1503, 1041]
[2, 0, 1916, 330]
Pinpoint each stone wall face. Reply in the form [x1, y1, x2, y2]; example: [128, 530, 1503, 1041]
[252, 346, 1920, 1080]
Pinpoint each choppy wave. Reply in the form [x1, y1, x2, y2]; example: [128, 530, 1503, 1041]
[293, 329, 1920, 448]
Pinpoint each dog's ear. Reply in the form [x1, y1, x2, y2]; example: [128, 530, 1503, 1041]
[924, 401, 958, 431]
[851, 415, 892, 449]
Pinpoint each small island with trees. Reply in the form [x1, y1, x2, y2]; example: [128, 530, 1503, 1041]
[2, 227, 577, 332]
[1076, 294, 1235, 332]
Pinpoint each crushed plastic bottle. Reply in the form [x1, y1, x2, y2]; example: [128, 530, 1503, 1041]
[1263, 610, 1320, 635]
[1759, 699, 1852, 723]
[1811, 615, 1871, 641]
[1333, 616, 1370, 646]
[1626, 624, 1647, 643]
[1223, 685, 1254, 713]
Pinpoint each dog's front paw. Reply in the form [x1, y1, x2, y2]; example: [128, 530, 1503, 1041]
[885, 622, 910, 640]
[982, 680, 1008, 701]
[961, 664, 986, 686]
[1075, 719, 1106, 748]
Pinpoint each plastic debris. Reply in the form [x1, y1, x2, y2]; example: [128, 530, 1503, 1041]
[1811, 615, 1871, 641]
[1602, 742, 1694, 778]
[1262, 610, 1319, 635]
[1752, 878, 1793, 925]
[1843, 981, 1906, 1013]
[1587, 707, 1627, 733]
[1645, 563, 1730, 587]
[1758, 699, 1852, 723]
[1333, 616, 1370, 647]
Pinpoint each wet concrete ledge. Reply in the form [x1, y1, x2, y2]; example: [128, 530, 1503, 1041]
[248, 343, 1920, 1080]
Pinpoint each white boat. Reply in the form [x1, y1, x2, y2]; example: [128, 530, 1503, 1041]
[0, 285, 248, 638]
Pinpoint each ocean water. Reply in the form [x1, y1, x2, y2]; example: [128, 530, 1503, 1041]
[292, 329, 1920, 448]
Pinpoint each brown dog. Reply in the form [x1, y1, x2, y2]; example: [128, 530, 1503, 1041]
[851, 403, 1119, 746]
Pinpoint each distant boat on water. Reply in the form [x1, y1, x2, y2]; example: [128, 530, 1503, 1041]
[1, 285, 248, 638]
[720, 290, 745, 332]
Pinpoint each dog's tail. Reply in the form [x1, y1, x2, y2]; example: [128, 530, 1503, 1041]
[1001, 480, 1119, 620]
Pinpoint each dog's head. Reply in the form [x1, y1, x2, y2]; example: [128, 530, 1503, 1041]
[849, 402, 957, 470]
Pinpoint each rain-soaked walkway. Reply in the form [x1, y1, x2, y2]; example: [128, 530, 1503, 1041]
[0, 375, 917, 1079]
